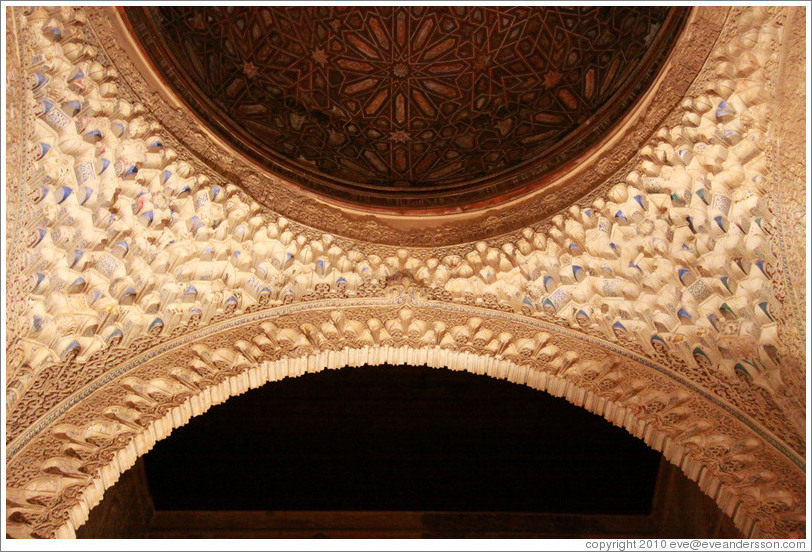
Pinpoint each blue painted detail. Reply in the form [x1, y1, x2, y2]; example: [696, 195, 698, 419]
[758, 301, 773, 320]
[57, 186, 73, 204]
[84, 129, 103, 141]
[118, 287, 137, 301]
[32, 73, 48, 89]
[714, 215, 726, 230]
[62, 100, 82, 115]
[106, 328, 124, 345]
[715, 100, 734, 121]
[43, 25, 62, 38]
[71, 249, 83, 268]
[33, 272, 46, 291]
[80, 187, 93, 205]
[61, 340, 81, 360]
[32, 228, 46, 247]
[69, 276, 86, 291]
[36, 186, 50, 202]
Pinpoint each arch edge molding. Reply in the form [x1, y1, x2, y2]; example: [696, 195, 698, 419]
[6, 302, 805, 539]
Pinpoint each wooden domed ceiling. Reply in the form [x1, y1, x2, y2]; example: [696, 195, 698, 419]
[124, 6, 689, 211]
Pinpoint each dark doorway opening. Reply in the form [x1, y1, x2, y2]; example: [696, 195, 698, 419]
[144, 364, 660, 514]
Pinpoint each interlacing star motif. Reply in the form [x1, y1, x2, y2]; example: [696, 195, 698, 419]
[141, 6, 679, 205]
[242, 61, 258, 79]
[389, 130, 411, 143]
[312, 48, 328, 66]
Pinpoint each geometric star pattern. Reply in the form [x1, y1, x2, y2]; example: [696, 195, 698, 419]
[126, 7, 688, 209]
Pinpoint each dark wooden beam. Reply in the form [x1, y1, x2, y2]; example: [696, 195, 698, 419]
[76, 458, 154, 539]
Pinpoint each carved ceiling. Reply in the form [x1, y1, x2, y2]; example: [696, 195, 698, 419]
[123, 6, 689, 211]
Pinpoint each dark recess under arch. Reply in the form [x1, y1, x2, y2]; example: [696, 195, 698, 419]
[144, 364, 661, 513]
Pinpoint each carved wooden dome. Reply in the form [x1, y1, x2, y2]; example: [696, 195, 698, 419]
[124, 6, 689, 211]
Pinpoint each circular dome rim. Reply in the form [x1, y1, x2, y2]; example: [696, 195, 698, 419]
[121, 6, 692, 215]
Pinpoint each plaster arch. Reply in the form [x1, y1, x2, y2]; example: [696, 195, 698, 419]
[4, 301, 805, 539]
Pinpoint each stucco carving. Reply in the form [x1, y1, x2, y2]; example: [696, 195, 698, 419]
[4, 302, 806, 538]
[3, 5, 806, 540]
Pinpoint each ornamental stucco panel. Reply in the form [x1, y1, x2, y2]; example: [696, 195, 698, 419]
[3, 5, 807, 539]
